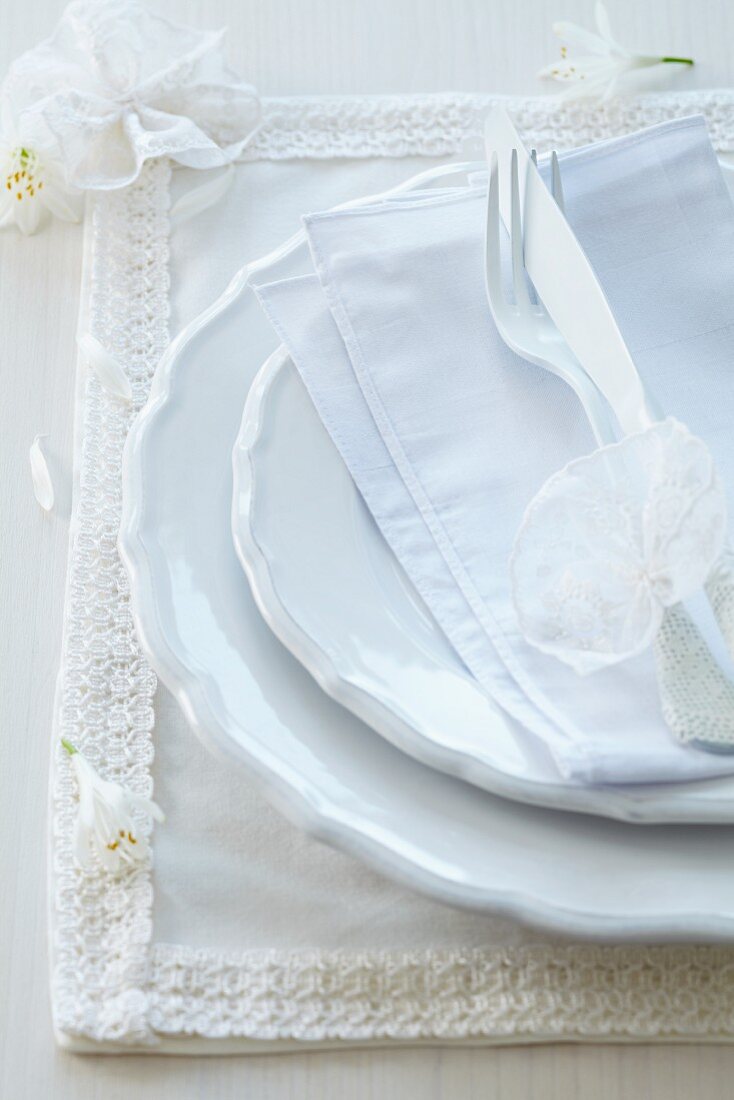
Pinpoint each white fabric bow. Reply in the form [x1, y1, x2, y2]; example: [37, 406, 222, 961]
[511, 419, 727, 673]
[1, 0, 261, 189]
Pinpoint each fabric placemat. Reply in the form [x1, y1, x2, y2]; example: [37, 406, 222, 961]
[50, 90, 734, 1052]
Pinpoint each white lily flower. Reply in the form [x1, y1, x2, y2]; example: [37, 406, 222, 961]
[538, 2, 693, 101]
[0, 105, 82, 235]
[62, 739, 164, 874]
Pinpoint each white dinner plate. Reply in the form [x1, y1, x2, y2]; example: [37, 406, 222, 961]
[119, 259, 734, 941]
[232, 345, 734, 824]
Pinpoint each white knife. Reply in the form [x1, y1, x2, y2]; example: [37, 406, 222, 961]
[483, 108, 654, 437]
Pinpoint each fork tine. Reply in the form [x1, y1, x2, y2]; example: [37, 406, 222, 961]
[550, 151, 565, 213]
[527, 151, 540, 307]
[484, 150, 507, 314]
[510, 149, 532, 311]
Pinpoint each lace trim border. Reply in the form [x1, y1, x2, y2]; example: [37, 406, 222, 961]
[51, 159, 171, 1047]
[150, 943, 734, 1041]
[247, 89, 734, 159]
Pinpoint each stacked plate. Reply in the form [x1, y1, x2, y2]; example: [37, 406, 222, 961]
[120, 133, 734, 941]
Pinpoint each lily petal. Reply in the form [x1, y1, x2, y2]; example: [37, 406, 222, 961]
[14, 194, 43, 236]
[552, 20, 610, 55]
[74, 820, 94, 868]
[41, 184, 82, 224]
[557, 71, 620, 100]
[594, 1, 616, 45]
[130, 793, 166, 822]
[602, 73, 620, 100]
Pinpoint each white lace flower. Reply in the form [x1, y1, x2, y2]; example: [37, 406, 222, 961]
[1, 0, 261, 190]
[0, 126, 81, 235]
[62, 739, 164, 873]
[510, 419, 726, 674]
[538, 2, 693, 100]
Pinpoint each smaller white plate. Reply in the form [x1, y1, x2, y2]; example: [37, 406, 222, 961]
[232, 347, 734, 824]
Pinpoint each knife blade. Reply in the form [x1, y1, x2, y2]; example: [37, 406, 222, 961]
[484, 108, 653, 437]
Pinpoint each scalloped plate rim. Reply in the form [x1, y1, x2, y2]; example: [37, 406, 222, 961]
[232, 346, 734, 825]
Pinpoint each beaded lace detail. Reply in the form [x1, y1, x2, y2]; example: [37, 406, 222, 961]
[51, 91, 734, 1048]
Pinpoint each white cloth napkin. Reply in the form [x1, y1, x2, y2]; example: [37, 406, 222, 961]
[253, 115, 734, 785]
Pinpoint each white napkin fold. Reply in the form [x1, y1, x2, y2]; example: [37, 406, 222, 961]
[253, 116, 734, 785]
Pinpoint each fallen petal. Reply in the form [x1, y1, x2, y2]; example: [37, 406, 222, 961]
[78, 333, 132, 401]
[30, 434, 54, 511]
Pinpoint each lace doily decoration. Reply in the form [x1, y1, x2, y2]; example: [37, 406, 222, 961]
[511, 419, 726, 673]
[2, 0, 260, 189]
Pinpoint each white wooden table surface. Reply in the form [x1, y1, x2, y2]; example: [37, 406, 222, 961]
[3, 1, 734, 1096]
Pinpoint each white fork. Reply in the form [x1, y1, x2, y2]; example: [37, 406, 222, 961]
[484, 148, 616, 449]
[485, 147, 734, 750]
